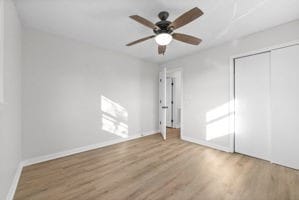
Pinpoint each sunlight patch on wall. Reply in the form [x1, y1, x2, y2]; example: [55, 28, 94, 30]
[101, 95, 128, 138]
[206, 101, 234, 141]
[206, 116, 230, 140]
[102, 114, 128, 138]
[206, 102, 231, 123]
[101, 95, 128, 122]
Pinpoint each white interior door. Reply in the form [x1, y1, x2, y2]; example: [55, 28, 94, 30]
[235, 52, 270, 161]
[159, 68, 167, 140]
[271, 45, 299, 169]
[166, 77, 173, 127]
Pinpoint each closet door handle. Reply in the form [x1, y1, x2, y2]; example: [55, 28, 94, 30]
[162, 106, 168, 109]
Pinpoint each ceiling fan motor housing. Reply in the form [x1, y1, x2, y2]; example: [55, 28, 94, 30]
[154, 11, 173, 34]
[158, 11, 169, 20]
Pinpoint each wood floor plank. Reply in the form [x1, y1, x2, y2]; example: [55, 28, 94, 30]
[14, 129, 299, 200]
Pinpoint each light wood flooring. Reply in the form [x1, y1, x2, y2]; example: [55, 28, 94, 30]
[14, 128, 299, 200]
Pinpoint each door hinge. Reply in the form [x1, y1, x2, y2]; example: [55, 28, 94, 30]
[160, 121, 161, 125]
[171, 101, 174, 104]
[171, 120, 174, 123]
[171, 82, 174, 86]
[160, 79, 162, 82]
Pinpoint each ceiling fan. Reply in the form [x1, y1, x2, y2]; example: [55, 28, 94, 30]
[126, 7, 204, 55]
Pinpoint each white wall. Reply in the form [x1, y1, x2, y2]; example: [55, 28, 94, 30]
[0, 0, 22, 199]
[0, 0, 3, 104]
[163, 20, 299, 151]
[22, 28, 159, 160]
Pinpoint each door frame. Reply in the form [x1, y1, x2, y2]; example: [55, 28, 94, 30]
[166, 77, 174, 128]
[163, 67, 183, 139]
[229, 40, 299, 153]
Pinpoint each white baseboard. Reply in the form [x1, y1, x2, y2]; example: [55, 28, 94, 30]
[142, 130, 159, 136]
[22, 130, 159, 167]
[22, 134, 142, 167]
[271, 160, 299, 170]
[174, 123, 181, 129]
[6, 162, 23, 200]
[6, 129, 159, 199]
[181, 136, 231, 152]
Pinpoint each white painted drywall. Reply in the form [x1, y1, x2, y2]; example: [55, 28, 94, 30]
[22, 28, 159, 160]
[13, 0, 299, 63]
[0, 0, 22, 199]
[0, 0, 3, 104]
[163, 20, 299, 151]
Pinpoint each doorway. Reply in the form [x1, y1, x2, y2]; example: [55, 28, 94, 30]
[159, 68, 182, 140]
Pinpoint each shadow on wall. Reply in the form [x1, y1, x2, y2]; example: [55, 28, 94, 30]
[101, 95, 128, 138]
[206, 101, 234, 141]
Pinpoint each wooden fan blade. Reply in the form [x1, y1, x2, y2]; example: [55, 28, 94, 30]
[173, 33, 202, 45]
[126, 35, 155, 46]
[169, 7, 203, 30]
[158, 45, 166, 55]
[130, 15, 159, 30]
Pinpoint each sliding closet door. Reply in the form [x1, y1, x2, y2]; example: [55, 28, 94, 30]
[235, 52, 270, 160]
[271, 45, 299, 169]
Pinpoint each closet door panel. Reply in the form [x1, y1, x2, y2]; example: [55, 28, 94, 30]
[271, 45, 299, 169]
[235, 52, 270, 160]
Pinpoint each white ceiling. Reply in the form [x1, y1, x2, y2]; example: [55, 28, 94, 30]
[14, 0, 299, 63]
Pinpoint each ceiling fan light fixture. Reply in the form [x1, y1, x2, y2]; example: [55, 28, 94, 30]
[155, 33, 172, 46]
[127, 7, 204, 54]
